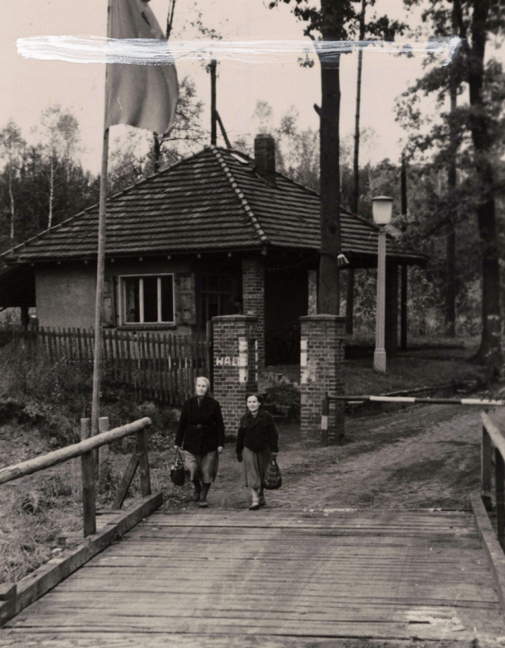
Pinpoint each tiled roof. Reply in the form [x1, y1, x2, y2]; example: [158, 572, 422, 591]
[2, 146, 425, 265]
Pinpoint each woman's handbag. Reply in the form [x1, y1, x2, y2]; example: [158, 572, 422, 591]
[263, 456, 282, 490]
[170, 448, 185, 486]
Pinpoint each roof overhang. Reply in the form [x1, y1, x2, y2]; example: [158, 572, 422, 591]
[0, 265, 36, 308]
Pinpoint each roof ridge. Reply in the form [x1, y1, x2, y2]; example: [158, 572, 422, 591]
[209, 146, 269, 245]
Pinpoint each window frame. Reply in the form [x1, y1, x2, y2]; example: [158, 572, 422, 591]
[119, 273, 175, 326]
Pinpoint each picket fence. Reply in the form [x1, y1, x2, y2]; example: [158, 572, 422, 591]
[0, 324, 212, 406]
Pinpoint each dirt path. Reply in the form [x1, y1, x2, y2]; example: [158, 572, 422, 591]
[162, 402, 505, 512]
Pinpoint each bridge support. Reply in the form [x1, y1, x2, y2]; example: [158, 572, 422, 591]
[300, 315, 345, 445]
[212, 315, 258, 434]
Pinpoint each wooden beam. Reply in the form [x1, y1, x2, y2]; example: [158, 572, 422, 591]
[0, 418, 151, 485]
[112, 452, 139, 510]
[470, 492, 505, 613]
[481, 412, 505, 462]
[0, 492, 163, 628]
[482, 425, 493, 510]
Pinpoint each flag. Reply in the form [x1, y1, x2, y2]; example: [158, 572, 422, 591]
[105, 0, 178, 135]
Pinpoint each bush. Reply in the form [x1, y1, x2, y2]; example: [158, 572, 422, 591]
[264, 382, 301, 420]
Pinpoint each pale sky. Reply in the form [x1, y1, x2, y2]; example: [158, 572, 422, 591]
[1, 0, 445, 174]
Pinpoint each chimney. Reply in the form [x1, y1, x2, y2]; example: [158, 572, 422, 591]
[254, 134, 276, 185]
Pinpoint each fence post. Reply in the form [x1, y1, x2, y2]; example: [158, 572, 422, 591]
[80, 418, 96, 537]
[496, 447, 505, 550]
[136, 429, 151, 497]
[482, 425, 493, 511]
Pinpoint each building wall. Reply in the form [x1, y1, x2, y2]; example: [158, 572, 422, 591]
[36, 265, 96, 329]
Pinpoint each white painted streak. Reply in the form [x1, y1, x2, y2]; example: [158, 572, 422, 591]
[17, 36, 461, 66]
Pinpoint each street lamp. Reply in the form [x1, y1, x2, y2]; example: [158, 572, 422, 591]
[372, 196, 393, 372]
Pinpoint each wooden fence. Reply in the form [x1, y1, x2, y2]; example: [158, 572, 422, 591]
[0, 324, 212, 406]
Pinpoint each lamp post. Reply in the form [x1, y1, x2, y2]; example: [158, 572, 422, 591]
[372, 196, 393, 372]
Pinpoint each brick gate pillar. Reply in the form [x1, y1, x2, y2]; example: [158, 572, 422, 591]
[212, 315, 258, 434]
[242, 257, 265, 373]
[299, 315, 345, 445]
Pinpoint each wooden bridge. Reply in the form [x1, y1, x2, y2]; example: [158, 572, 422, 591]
[1, 414, 505, 646]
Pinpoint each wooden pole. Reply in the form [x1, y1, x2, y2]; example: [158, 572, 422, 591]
[80, 418, 96, 537]
[91, 0, 112, 438]
[210, 59, 217, 146]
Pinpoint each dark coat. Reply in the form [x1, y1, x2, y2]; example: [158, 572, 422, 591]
[176, 395, 225, 456]
[236, 408, 279, 456]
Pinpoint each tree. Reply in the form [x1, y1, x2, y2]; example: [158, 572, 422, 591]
[0, 121, 26, 240]
[37, 105, 82, 229]
[397, 0, 505, 377]
[269, 0, 406, 315]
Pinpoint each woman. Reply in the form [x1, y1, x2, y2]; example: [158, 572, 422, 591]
[175, 376, 224, 508]
[236, 393, 279, 510]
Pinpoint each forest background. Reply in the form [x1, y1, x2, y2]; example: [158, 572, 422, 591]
[0, 0, 504, 355]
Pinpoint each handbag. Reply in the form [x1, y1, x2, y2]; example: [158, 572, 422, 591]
[263, 456, 282, 490]
[170, 448, 185, 486]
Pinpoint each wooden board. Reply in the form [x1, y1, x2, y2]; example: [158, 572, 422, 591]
[2, 509, 504, 646]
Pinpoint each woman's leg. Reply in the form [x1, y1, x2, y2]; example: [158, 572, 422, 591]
[199, 482, 211, 507]
[192, 479, 201, 501]
[249, 488, 260, 510]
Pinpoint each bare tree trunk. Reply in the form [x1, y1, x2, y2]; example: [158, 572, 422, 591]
[465, 0, 502, 376]
[8, 166, 15, 239]
[445, 89, 457, 337]
[445, 4, 458, 337]
[153, 134, 161, 174]
[352, 0, 366, 215]
[317, 49, 341, 315]
[48, 158, 54, 229]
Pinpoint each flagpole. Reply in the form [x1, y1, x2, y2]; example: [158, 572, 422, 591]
[91, 0, 112, 438]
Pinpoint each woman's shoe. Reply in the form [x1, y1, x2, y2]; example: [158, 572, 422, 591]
[249, 503, 259, 510]
[199, 500, 208, 508]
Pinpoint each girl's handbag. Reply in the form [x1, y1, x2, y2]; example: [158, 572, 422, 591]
[170, 448, 185, 486]
[264, 456, 282, 490]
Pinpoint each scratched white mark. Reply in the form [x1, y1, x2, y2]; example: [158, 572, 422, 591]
[17, 36, 461, 66]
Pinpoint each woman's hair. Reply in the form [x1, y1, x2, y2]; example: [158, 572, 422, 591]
[245, 392, 263, 404]
[195, 376, 211, 393]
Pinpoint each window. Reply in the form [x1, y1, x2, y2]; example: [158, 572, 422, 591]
[121, 275, 174, 324]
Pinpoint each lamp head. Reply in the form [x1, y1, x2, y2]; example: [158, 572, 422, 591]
[372, 196, 393, 226]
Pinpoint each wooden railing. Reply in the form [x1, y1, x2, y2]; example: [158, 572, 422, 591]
[0, 417, 152, 538]
[0, 324, 211, 405]
[481, 412, 505, 549]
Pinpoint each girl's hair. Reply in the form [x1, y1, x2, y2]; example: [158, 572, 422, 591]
[245, 392, 263, 404]
[195, 376, 211, 393]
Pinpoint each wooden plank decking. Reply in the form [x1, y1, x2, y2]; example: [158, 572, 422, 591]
[1, 508, 504, 647]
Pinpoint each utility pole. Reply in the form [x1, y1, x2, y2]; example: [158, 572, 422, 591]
[210, 59, 217, 146]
